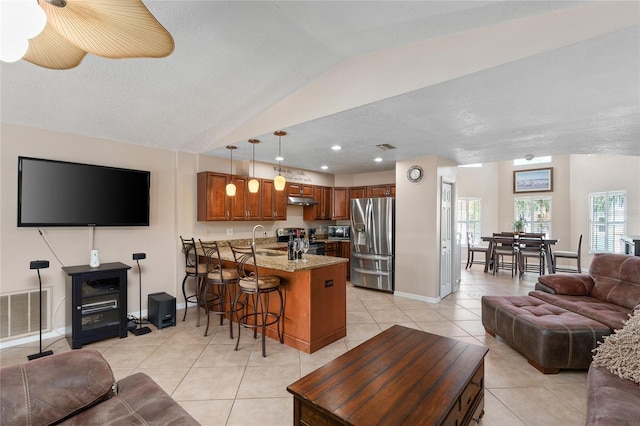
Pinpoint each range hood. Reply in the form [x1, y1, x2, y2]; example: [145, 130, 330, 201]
[287, 196, 318, 206]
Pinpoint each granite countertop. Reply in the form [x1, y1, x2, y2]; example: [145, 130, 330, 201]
[201, 243, 348, 273]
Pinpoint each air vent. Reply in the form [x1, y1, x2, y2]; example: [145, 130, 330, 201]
[0, 287, 51, 340]
[376, 143, 396, 151]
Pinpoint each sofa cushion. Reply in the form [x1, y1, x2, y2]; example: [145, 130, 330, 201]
[62, 372, 199, 425]
[0, 349, 116, 426]
[586, 365, 640, 426]
[529, 291, 631, 331]
[589, 253, 640, 310]
[537, 273, 594, 295]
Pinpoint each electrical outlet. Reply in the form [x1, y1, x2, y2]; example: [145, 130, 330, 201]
[204, 228, 209, 237]
[226, 228, 233, 236]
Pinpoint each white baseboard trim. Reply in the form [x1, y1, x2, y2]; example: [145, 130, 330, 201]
[393, 291, 441, 304]
[0, 328, 66, 350]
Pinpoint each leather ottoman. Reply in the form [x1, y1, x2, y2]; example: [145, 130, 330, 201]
[481, 295, 611, 373]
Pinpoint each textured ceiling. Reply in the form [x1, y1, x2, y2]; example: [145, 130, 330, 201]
[1, 1, 638, 174]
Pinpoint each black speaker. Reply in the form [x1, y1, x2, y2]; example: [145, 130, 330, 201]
[148, 292, 176, 330]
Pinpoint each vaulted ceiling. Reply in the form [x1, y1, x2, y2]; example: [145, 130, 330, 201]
[2, 1, 638, 174]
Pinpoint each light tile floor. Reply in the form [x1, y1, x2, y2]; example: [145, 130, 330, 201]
[1, 268, 588, 425]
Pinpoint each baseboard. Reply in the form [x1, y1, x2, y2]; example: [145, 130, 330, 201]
[393, 291, 441, 304]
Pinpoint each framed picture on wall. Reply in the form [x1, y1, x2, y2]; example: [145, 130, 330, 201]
[513, 167, 553, 193]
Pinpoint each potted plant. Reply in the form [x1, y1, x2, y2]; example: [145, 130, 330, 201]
[513, 216, 527, 233]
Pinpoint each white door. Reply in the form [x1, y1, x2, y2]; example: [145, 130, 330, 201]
[440, 181, 453, 297]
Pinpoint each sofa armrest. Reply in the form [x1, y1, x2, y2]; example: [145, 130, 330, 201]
[537, 273, 595, 295]
[0, 350, 116, 426]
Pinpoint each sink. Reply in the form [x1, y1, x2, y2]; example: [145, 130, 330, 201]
[256, 250, 286, 257]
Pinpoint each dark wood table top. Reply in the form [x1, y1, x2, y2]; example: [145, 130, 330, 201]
[287, 325, 488, 425]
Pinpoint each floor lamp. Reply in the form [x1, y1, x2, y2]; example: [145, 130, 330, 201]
[131, 253, 151, 336]
[28, 260, 53, 361]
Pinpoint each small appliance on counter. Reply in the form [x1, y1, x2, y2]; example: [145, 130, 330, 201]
[276, 228, 325, 255]
[328, 225, 350, 240]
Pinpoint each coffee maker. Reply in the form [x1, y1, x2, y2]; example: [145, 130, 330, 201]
[308, 228, 317, 243]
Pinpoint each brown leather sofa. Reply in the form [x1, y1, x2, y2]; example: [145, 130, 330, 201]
[0, 349, 199, 425]
[586, 364, 640, 425]
[482, 253, 640, 373]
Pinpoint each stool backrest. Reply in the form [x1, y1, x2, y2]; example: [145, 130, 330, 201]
[180, 236, 199, 269]
[199, 240, 223, 273]
[228, 244, 259, 289]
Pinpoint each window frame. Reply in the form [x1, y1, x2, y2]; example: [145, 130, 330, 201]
[514, 196, 552, 236]
[457, 197, 482, 247]
[589, 190, 626, 254]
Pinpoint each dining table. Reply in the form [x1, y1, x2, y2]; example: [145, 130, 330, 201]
[481, 234, 558, 275]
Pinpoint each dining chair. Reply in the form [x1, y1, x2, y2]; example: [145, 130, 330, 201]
[179, 236, 208, 324]
[465, 232, 489, 269]
[229, 243, 284, 357]
[492, 235, 518, 277]
[198, 240, 240, 338]
[518, 236, 546, 276]
[554, 234, 582, 273]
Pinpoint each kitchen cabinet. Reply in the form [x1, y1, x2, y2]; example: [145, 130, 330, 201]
[287, 183, 314, 198]
[369, 184, 395, 198]
[332, 187, 349, 220]
[325, 241, 339, 257]
[198, 172, 231, 220]
[339, 241, 351, 280]
[261, 179, 287, 220]
[198, 172, 284, 221]
[349, 186, 367, 199]
[230, 176, 261, 221]
[304, 186, 332, 220]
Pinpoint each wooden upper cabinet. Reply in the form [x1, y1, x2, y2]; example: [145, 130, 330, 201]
[197, 172, 230, 221]
[288, 183, 314, 198]
[350, 186, 368, 199]
[304, 186, 332, 220]
[261, 179, 287, 221]
[369, 184, 395, 198]
[230, 176, 261, 221]
[332, 187, 349, 220]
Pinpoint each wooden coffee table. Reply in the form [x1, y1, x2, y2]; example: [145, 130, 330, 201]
[287, 325, 488, 425]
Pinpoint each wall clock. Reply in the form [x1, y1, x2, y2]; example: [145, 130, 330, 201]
[407, 165, 424, 183]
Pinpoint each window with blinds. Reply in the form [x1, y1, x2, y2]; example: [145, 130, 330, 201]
[590, 191, 626, 253]
[457, 198, 481, 246]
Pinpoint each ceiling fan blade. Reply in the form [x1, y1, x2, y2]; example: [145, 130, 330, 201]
[23, 22, 87, 69]
[39, 0, 175, 59]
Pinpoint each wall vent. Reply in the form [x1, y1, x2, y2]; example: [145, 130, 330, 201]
[376, 143, 396, 150]
[0, 287, 51, 341]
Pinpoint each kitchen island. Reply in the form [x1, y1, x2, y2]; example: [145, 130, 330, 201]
[214, 246, 348, 354]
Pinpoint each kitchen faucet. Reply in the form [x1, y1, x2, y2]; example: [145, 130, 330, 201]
[252, 224, 265, 247]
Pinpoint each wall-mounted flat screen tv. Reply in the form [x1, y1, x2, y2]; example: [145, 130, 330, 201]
[18, 156, 150, 227]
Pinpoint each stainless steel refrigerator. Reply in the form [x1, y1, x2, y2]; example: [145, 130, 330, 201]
[350, 197, 395, 292]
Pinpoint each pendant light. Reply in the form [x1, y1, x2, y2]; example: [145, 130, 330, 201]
[247, 139, 260, 193]
[274, 131, 287, 191]
[225, 145, 237, 196]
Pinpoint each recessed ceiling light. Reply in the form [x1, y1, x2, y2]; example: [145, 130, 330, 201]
[331, 145, 342, 151]
[374, 157, 383, 162]
[275, 156, 284, 161]
[321, 165, 328, 170]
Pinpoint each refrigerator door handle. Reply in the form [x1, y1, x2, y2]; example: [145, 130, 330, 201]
[352, 266, 392, 276]
[352, 252, 392, 261]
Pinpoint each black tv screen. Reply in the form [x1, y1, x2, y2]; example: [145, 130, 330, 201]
[18, 157, 150, 227]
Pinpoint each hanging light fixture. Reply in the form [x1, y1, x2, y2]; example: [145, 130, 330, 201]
[248, 139, 260, 193]
[0, 0, 47, 63]
[273, 131, 287, 191]
[225, 145, 237, 196]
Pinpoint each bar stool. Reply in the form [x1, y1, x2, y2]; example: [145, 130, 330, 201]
[229, 243, 284, 357]
[179, 236, 208, 324]
[199, 240, 240, 338]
